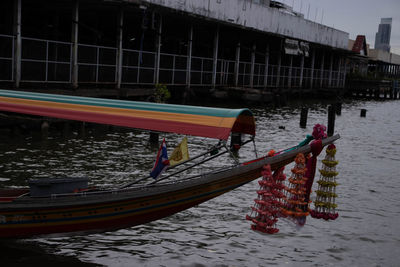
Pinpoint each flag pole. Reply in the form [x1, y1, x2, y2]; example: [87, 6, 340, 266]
[119, 141, 226, 188]
[149, 139, 254, 185]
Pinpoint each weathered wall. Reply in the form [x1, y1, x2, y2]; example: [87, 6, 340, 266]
[369, 49, 400, 65]
[138, 0, 348, 49]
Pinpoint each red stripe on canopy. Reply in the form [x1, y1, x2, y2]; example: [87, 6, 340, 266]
[1, 102, 232, 140]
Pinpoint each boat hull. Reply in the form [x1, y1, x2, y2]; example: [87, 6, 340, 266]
[0, 135, 339, 238]
[0, 166, 260, 238]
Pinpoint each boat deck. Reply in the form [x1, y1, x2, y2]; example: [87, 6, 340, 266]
[0, 189, 30, 202]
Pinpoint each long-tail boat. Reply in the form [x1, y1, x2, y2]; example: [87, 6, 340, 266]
[0, 89, 339, 238]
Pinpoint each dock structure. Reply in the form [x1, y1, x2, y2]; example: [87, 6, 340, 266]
[347, 36, 400, 100]
[0, 0, 350, 101]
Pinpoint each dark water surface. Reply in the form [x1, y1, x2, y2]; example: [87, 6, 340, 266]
[1, 99, 400, 266]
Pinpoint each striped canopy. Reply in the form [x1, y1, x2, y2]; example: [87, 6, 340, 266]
[0, 90, 256, 140]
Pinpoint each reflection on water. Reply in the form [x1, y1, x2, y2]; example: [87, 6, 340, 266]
[1, 100, 400, 266]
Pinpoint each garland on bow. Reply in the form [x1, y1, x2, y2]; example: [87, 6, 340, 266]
[246, 124, 340, 233]
[246, 164, 287, 234]
[280, 153, 310, 226]
[310, 144, 340, 220]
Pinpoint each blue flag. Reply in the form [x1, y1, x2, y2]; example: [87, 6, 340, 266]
[150, 138, 170, 179]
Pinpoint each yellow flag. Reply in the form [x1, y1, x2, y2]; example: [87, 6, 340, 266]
[169, 137, 189, 166]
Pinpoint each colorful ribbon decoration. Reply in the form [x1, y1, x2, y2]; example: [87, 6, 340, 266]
[246, 124, 339, 234]
[310, 144, 339, 220]
[246, 164, 286, 234]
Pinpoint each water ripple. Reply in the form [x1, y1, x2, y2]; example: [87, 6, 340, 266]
[1, 100, 400, 266]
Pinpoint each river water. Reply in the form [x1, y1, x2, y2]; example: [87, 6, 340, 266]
[1, 99, 400, 266]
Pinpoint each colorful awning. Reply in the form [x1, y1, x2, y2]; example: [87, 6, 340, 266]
[0, 90, 256, 140]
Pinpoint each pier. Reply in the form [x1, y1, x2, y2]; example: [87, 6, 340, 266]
[0, 0, 350, 102]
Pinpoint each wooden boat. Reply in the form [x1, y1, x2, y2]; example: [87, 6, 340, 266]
[0, 90, 339, 238]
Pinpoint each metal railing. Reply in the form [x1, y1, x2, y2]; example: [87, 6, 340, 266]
[159, 52, 188, 85]
[191, 56, 213, 86]
[0, 34, 346, 90]
[21, 36, 72, 83]
[122, 49, 156, 85]
[0, 34, 14, 82]
[78, 43, 117, 83]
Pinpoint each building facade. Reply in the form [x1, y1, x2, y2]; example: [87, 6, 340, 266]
[375, 18, 392, 52]
[0, 0, 350, 99]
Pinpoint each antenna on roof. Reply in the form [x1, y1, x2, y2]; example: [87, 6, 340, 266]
[321, 9, 324, 24]
[300, 0, 303, 14]
[315, 7, 318, 22]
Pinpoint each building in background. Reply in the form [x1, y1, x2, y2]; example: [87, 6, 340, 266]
[375, 18, 392, 52]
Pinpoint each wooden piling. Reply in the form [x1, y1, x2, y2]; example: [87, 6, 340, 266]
[274, 94, 281, 108]
[12, 125, 21, 137]
[149, 132, 159, 145]
[360, 109, 367, 117]
[41, 121, 49, 140]
[300, 108, 308, 128]
[327, 105, 335, 137]
[335, 102, 342, 116]
[280, 94, 288, 107]
[63, 122, 70, 138]
[375, 89, 380, 100]
[79, 122, 86, 138]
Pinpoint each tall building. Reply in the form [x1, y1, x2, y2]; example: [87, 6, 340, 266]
[375, 18, 392, 52]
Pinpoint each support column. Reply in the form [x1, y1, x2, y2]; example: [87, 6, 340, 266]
[183, 25, 193, 103]
[186, 25, 193, 88]
[342, 58, 347, 88]
[310, 49, 315, 90]
[288, 55, 293, 88]
[116, 7, 124, 90]
[13, 0, 22, 88]
[212, 25, 219, 89]
[263, 44, 270, 88]
[328, 53, 333, 87]
[336, 57, 342, 87]
[320, 52, 325, 88]
[154, 14, 162, 84]
[276, 52, 281, 87]
[234, 42, 240, 87]
[299, 54, 305, 88]
[250, 44, 256, 88]
[71, 0, 79, 89]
